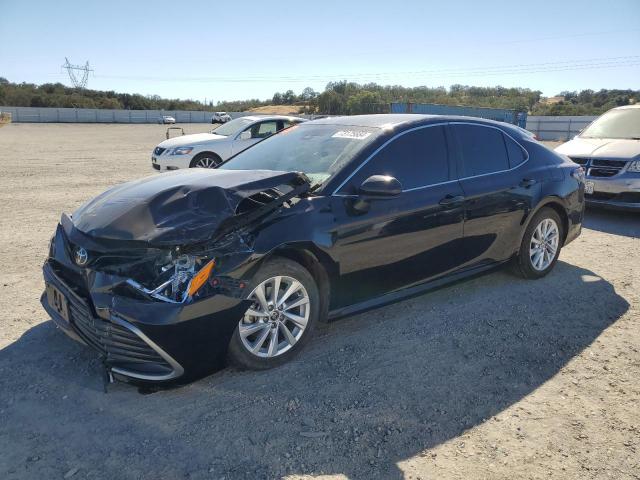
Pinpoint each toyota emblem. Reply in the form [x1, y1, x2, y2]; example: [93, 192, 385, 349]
[75, 247, 89, 266]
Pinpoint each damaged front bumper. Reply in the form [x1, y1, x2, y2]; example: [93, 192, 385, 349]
[41, 227, 252, 384]
[40, 169, 312, 384]
[42, 264, 184, 381]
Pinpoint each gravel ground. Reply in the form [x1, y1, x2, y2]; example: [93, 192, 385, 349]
[0, 123, 638, 480]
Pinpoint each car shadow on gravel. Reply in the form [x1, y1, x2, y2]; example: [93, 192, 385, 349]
[0, 262, 629, 480]
[583, 208, 640, 238]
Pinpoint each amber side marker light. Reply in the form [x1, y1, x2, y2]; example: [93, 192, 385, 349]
[188, 259, 216, 297]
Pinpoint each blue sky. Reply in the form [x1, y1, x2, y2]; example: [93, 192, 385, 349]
[1, 0, 639, 103]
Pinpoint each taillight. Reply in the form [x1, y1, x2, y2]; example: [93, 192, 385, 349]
[571, 167, 585, 182]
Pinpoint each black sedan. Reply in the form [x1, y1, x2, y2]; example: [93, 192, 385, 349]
[41, 114, 585, 385]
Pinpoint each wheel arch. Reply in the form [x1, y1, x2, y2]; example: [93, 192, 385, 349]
[260, 242, 337, 322]
[189, 151, 223, 168]
[519, 197, 570, 249]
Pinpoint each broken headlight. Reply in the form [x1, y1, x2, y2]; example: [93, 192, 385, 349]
[127, 253, 215, 303]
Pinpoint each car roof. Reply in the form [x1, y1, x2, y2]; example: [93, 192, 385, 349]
[308, 114, 429, 127]
[306, 113, 519, 130]
[240, 115, 307, 122]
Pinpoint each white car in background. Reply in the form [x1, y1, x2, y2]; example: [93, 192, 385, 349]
[211, 111, 232, 124]
[158, 115, 176, 124]
[151, 115, 306, 170]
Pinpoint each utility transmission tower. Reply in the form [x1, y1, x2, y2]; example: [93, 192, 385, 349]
[62, 57, 93, 89]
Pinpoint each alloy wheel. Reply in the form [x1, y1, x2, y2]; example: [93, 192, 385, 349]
[529, 218, 559, 271]
[194, 157, 220, 168]
[239, 275, 310, 358]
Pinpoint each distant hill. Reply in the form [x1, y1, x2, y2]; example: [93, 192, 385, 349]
[0, 77, 636, 116]
[248, 105, 303, 115]
[0, 78, 210, 111]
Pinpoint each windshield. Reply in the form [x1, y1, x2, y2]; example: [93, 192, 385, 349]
[219, 124, 381, 185]
[581, 108, 640, 140]
[212, 117, 253, 136]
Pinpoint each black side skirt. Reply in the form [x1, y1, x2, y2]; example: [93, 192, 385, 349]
[327, 260, 508, 321]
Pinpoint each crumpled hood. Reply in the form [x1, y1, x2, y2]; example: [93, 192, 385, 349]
[72, 169, 309, 246]
[555, 137, 640, 160]
[158, 132, 227, 148]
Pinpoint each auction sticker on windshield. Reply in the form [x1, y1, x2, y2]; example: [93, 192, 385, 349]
[332, 130, 372, 140]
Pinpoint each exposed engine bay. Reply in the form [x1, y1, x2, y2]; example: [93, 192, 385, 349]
[63, 169, 311, 303]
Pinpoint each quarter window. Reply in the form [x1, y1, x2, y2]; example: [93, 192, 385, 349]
[454, 124, 510, 177]
[504, 134, 527, 168]
[348, 126, 450, 191]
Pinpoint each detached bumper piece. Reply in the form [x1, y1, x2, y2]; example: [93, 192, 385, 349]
[42, 264, 183, 382]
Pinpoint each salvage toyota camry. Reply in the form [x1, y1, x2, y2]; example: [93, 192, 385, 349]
[42, 114, 585, 385]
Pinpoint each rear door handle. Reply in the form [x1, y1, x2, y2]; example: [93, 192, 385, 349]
[439, 194, 465, 206]
[519, 178, 537, 188]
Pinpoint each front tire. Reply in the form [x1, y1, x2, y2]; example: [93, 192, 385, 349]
[228, 258, 320, 370]
[514, 207, 564, 279]
[189, 152, 222, 169]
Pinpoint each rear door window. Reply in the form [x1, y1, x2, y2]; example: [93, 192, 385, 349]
[453, 124, 510, 177]
[347, 125, 450, 191]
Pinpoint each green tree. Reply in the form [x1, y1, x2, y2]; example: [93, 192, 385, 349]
[282, 90, 297, 104]
[300, 87, 317, 101]
[346, 91, 383, 114]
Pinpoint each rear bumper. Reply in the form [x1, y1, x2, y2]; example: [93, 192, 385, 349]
[42, 260, 251, 385]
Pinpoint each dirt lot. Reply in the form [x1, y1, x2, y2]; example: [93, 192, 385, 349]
[0, 123, 638, 480]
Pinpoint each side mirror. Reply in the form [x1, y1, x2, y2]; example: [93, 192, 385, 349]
[239, 130, 252, 141]
[358, 175, 402, 198]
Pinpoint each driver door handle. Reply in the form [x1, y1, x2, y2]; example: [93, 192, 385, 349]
[439, 194, 465, 206]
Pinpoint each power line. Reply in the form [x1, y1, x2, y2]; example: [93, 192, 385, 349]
[89, 55, 640, 84]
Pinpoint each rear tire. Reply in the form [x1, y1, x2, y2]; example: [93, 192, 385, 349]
[189, 152, 222, 169]
[514, 207, 564, 279]
[228, 258, 320, 370]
